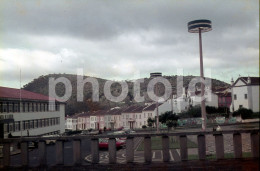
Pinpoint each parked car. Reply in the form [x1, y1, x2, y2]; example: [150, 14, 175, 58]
[42, 135, 59, 145]
[111, 131, 127, 140]
[99, 138, 125, 149]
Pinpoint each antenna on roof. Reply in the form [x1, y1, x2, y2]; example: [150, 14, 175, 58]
[20, 68, 22, 137]
[20, 68, 22, 101]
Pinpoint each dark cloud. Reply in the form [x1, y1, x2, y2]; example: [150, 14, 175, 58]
[0, 0, 258, 88]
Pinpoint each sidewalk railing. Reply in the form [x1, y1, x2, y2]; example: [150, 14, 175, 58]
[0, 129, 259, 167]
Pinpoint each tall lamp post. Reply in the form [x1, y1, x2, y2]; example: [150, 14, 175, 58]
[188, 19, 212, 131]
[150, 72, 162, 132]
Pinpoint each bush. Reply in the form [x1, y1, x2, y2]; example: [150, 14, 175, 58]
[142, 125, 147, 129]
[179, 106, 230, 119]
[232, 108, 253, 119]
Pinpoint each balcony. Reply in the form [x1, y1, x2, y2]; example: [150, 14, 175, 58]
[0, 128, 259, 169]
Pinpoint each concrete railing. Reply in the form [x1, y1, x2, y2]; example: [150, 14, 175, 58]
[0, 129, 259, 168]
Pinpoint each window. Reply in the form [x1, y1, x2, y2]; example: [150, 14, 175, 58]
[144, 113, 146, 118]
[15, 121, 20, 131]
[38, 120, 42, 127]
[126, 115, 129, 119]
[9, 123, 14, 132]
[34, 120, 38, 128]
[55, 104, 60, 111]
[24, 121, 29, 130]
[28, 103, 30, 112]
[8, 103, 13, 113]
[239, 105, 243, 109]
[234, 94, 237, 100]
[0, 102, 2, 113]
[14, 103, 19, 112]
[30, 120, 34, 129]
[42, 119, 45, 127]
[4, 123, 8, 133]
[139, 115, 141, 119]
[244, 94, 247, 99]
[3, 103, 7, 112]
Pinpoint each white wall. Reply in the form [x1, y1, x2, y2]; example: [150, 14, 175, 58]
[233, 85, 249, 111]
[251, 86, 259, 112]
[11, 104, 65, 137]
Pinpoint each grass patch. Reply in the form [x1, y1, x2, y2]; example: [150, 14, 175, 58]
[188, 152, 252, 160]
[137, 136, 197, 151]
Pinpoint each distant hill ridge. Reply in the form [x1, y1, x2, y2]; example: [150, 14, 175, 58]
[23, 74, 229, 115]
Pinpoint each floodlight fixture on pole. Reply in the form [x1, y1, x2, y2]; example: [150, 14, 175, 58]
[188, 19, 212, 131]
[150, 72, 162, 132]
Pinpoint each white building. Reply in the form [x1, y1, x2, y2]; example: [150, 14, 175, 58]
[137, 101, 172, 128]
[104, 108, 122, 130]
[121, 106, 143, 129]
[231, 77, 259, 112]
[88, 110, 106, 130]
[65, 115, 78, 131]
[77, 112, 90, 130]
[0, 86, 65, 138]
[188, 87, 219, 108]
[167, 90, 190, 114]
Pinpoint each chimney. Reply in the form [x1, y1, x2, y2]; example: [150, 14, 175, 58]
[231, 78, 234, 86]
[247, 76, 251, 84]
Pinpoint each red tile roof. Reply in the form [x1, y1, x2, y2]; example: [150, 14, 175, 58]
[0, 86, 56, 101]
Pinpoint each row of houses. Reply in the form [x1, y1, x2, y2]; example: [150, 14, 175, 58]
[65, 102, 172, 131]
[66, 76, 259, 131]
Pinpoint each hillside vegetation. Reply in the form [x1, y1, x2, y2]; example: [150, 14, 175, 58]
[23, 74, 229, 115]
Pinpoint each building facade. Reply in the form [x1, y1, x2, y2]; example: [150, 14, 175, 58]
[231, 77, 259, 112]
[0, 86, 65, 138]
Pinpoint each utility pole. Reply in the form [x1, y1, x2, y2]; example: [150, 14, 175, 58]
[150, 72, 162, 133]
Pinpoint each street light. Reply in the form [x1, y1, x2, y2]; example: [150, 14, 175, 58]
[188, 19, 212, 131]
[150, 72, 162, 132]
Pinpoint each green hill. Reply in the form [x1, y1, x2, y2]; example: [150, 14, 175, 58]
[23, 74, 229, 115]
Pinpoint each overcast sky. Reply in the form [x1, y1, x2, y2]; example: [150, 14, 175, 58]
[0, 0, 259, 88]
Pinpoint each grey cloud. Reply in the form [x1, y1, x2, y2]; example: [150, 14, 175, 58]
[0, 0, 258, 88]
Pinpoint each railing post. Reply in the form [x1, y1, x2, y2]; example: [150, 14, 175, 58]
[144, 136, 152, 163]
[91, 138, 99, 163]
[3, 142, 10, 167]
[38, 140, 47, 166]
[21, 141, 29, 166]
[233, 133, 242, 158]
[126, 137, 134, 163]
[162, 135, 169, 162]
[251, 132, 259, 158]
[179, 135, 188, 161]
[214, 133, 224, 159]
[56, 140, 64, 165]
[197, 134, 206, 160]
[108, 138, 117, 164]
[73, 139, 81, 165]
